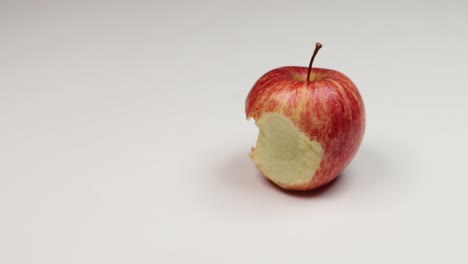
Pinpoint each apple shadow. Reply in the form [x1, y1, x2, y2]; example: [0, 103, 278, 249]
[220, 142, 392, 199]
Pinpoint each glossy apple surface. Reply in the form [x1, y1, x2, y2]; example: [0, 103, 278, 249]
[246, 66, 365, 191]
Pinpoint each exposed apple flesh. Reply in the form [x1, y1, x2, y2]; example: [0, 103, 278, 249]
[250, 113, 324, 187]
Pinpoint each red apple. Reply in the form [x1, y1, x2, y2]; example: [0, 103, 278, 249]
[245, 43, 365, 191]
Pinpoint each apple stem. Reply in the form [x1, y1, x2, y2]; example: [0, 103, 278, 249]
[306, 42, 323, 82]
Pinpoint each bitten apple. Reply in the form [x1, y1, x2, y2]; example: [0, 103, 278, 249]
[245, 43, 365, 191]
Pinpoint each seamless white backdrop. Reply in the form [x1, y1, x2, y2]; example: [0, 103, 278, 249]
[1, 0, 468, 263]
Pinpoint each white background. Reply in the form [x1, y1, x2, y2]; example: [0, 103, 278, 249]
[1, 0, 468, 263]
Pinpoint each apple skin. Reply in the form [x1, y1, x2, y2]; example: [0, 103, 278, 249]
[246, 66, 365, 191]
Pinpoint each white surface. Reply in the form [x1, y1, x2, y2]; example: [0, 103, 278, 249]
[1, 0, 468, 263]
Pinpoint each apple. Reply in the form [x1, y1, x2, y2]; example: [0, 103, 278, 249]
[245, 43, 365, 191]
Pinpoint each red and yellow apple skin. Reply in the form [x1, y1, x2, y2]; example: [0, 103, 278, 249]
[246, 66, 365, 191]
